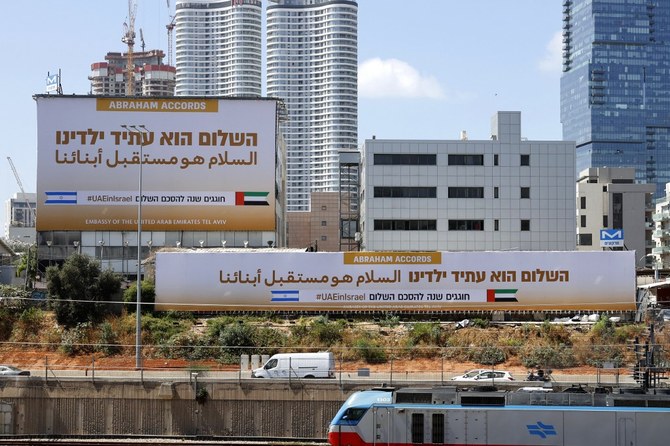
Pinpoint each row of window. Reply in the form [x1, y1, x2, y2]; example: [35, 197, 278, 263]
[373, 219, 531, 231]
[373, 187, 531, 199]
[373, 154, 531, 166]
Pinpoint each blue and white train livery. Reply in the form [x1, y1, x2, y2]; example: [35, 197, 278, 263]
[328, 387, 670, 446]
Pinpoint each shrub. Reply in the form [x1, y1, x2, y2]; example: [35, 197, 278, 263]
[354, 338, 387, 364]
[407, 322, 442, 345]
[143, 313, 192, 346]
[96, 322, 120, 356]
[60, 322, 93, 356]
[218, 322, 259, 362]
[123, 280, 156, 314]
[310, 317, 344, 345]
[521, 345, 576, 369]
[471, 318, 490, 329]
[160, 332, 210, 360]
[467, 345, 506, 365]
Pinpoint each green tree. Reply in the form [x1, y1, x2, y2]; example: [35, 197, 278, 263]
[15, 246, 38, 289]
[46, 253, 121, 327]
[123, 280, 155, 314]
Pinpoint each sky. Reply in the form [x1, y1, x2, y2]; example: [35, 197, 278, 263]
[0, 0, 563, 234]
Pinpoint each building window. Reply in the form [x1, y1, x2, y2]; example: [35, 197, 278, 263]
[521, 219, 530, 231]
[321, 205, 327, 210]
[520, 187, 530, 199]
[494, 154, 499, 166]
[448, 154, 484, 166]
[374, 187, 437, 198]
[374, 154, 436, 165]
[613, 193, 623, 229]
[520, 154, 530, 166]
[603, 215, 608, 227]
[494, 187, 499, 199]
[374, 219, 437, 231]
[321, 221, 327, 226]
[580, 196, 586, 209]
[321, 235, 327, 241]
[448, 220, 484, 231]
[580, 215, 586, 227]
[448, 187, 484, 199]
[494, 219, 499, 231]
[578, 233, 593, 246]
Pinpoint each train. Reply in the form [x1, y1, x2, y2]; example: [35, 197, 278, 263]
[327, 387, 670, 446]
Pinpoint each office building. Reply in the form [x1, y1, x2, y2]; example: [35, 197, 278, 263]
[576, 168, 654, 261]
[652, 183, 670, 270]
[561, 0, 670, 198]
[360, 112, 576, 252]
[174, 0, 262, 96]
[267, 0, 358, 212]
[89, 50, 176, 96]
[4, 193, 36, 243]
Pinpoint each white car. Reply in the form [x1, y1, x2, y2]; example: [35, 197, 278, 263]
[450, 369, 514, 382]
[0, 365, 30, 376]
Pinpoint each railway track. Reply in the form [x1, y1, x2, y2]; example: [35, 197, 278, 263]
[0, 437, 328, 446]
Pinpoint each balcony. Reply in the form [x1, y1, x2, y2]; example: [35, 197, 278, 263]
[653, 229, 670, 239]
[652, 246, 670, 255]
[653, 212, 670, 222]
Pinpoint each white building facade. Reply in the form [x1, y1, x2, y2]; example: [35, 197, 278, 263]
[360, 112, 577, 252]
[4, 193, 36, 243]
[652, 183, 670, 269]
[267, 0, 358, 212]
[576, 167, 654, 262]
[175, 0, 262, 97]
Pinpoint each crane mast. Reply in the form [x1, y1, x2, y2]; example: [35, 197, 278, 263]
[122, 0, 138, 96]
[167, 0, 176, 67]
[6, 156, 36, 225]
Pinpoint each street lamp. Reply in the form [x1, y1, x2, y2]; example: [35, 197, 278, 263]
[121, 124, 149, 370]
[638, 253, 660, 281]
[46, 240, 52, 268]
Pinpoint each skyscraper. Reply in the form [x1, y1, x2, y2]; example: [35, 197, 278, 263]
[267, 0, 358, 212]
[561, 0, 670, 198]
[175, 0, 262, 97]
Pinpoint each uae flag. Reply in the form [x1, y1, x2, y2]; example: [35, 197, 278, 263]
[235, 191, 269, 206]
[487, 289, 518, 303]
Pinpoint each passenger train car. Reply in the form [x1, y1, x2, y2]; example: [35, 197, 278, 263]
[328, 387, 670, 446]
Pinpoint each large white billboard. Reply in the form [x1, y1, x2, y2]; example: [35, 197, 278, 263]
[155, 250, 636, 312]
[36, 96, 277, 231]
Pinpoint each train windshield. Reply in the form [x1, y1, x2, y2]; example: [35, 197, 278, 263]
[341, 408, 367, 423]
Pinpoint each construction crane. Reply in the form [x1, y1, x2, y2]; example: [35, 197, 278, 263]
[139, 28, 145, 53]
[122, 0, 138, 96]
[6, 157, 35, 226]
[166, 0, 176, 66]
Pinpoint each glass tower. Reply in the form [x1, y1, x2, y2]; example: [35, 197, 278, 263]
[267, 0, 358, 212]
[561, 0, 670, 198]
[175, 0, 262, 97]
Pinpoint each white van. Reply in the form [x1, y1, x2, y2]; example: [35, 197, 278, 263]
[251, 352, 335, 379]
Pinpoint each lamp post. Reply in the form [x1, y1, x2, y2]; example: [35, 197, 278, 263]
[121, 124, 148, 370]
[638, 253, 660, 281]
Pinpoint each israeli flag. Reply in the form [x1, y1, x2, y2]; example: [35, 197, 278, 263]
[45, 191, 77, 204]
[271, 290, 299, 302]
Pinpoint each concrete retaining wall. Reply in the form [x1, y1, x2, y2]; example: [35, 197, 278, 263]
[0, 379, 361, 438]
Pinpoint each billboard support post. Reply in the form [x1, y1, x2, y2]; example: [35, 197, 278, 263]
[122, 124, 148, 370]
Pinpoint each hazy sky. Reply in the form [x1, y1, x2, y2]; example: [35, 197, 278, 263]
[0, 0, 563, 234]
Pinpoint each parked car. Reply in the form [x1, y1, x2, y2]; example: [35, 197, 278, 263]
[0, 365, 30, 376]
[450, 369, 514, 382]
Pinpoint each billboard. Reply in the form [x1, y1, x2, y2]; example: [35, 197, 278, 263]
[155, 250, 636, 312]
[36, 96, 278, 231]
